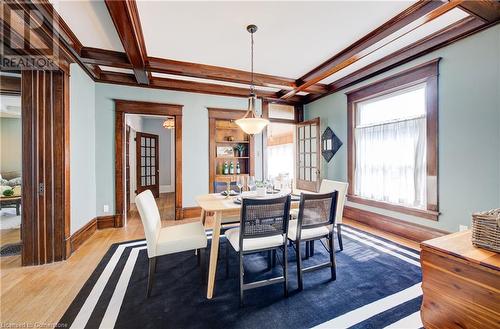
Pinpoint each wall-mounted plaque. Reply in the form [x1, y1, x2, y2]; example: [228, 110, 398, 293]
[321, 126, 342, 162]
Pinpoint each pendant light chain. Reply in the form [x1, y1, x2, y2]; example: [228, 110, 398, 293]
[250, 30, 255, 96]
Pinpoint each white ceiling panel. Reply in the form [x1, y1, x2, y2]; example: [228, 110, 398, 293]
[320, 8, 469, 84]
[99, 66, 135, 74]
[137, 1, 416, 78]
[151, 72, 282, 93]
[50, 0, 124, 51]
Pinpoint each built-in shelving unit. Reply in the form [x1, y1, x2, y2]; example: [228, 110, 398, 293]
[208, 108, 255, 192]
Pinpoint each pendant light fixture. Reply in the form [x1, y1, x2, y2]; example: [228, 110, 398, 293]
[162, 117, 175, 129]
[235, 24, 269, 135]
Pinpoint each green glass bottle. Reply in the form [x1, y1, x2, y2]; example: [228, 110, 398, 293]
[223, 161, 229, 175]
[236, 161, 241, 174]
[229, 161, 235, 174]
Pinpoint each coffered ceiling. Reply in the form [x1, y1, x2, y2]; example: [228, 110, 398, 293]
[34, 0, 500, 104]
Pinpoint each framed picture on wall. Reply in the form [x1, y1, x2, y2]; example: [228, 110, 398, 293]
[216, 146, 234, 157]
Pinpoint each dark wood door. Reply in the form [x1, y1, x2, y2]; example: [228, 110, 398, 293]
[296, 118, 321, 192]
[136, 132, 160, 198]
[125, 125, 131, 211]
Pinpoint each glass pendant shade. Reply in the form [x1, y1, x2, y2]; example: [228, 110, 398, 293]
[235, 95, 269, 134]
[235, 24, 269, 135]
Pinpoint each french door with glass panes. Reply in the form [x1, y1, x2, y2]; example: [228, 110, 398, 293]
[136, 132, 160, 198]
[296, 118, 321, 192]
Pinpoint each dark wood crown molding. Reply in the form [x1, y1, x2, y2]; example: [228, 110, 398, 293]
[96, 71, 305, 104]
[104, 0, 149, 84]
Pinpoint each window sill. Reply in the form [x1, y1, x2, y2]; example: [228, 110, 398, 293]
[347, 195, 439, 221]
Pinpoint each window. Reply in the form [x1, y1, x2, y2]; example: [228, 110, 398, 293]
[266, 122, 295, 179]
[346, 59, 439, 220]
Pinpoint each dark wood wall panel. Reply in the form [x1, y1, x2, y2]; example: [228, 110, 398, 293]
[21, 70, 70, 266]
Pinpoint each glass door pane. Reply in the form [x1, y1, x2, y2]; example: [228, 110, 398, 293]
[295, 118, 320, 192]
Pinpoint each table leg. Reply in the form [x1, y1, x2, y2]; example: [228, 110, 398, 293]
[201, 209, 206, 226]
[207, 211, 222, 299]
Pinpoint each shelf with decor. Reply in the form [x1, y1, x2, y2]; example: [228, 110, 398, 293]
[208, 108, 255, 193]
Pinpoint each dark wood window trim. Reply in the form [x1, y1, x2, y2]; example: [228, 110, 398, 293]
[114, 100, 183, 224]
[346, 58, 440, 221]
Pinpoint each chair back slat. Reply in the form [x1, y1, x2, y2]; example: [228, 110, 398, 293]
[240, 196, 291, 241]
[298, 192, 338, 230]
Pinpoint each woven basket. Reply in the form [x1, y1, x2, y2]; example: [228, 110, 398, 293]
[471, 208, 500, 253]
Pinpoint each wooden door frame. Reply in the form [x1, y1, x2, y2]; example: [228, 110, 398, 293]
[114, 100, 183, 225]
[135, 131, 160, 198]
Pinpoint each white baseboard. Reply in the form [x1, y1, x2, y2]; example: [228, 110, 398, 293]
[160, 185, 174, 193]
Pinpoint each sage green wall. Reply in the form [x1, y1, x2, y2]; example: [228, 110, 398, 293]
[94, 84, 263, 217]
[0, 117, 22, 174]
[69, 64, 97, 234]
[305, 25, 500, 233]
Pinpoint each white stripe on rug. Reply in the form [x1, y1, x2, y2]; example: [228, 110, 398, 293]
[313, 283, 422, 329]
[99, 245, 147, 329]
[342, 231, 421, 267]
[343, 226, 420, 259]
[384, 311, 423, 328]
[70, 240, 146, 329]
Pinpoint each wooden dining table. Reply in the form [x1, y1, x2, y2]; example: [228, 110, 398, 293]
[196, 192, 299, 299]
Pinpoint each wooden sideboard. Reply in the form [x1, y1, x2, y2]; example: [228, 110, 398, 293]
[420, 230, 500, 328]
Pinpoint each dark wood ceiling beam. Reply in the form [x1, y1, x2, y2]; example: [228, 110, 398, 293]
[279, 0, 451, 99]
[79, 49, 328, 94]
[96, 71, 304, 104]
[304, 16, 486, 104]
[300, 0, 444, 82]
[80, 47, 132, 69]
[459, 0, 500, 23]
[104, 0, 149, 84]
[147, 57, 328, 94]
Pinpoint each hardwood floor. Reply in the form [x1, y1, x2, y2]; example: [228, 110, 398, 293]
[0, 228, 20, 247]
[0, 199, 418, 326]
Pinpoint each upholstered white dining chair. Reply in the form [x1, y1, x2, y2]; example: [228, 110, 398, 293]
[135, 190, 208, 297]
[290, 179, 348, 252]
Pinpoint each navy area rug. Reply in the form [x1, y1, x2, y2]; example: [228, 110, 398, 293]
[59, 225, 423, 329]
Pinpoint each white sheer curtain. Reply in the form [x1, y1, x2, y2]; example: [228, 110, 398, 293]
[354, 117, 427, 209]
[267, 144, 294, 179]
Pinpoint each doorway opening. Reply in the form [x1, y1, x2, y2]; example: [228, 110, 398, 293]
[125, 114, 176, 224]
[114, 100, 183, 227]
[0, 76, 22, 258]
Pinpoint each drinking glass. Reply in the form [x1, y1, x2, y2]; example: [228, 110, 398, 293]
[236, 176, 245, 195]
[248, 176, 256, 192]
